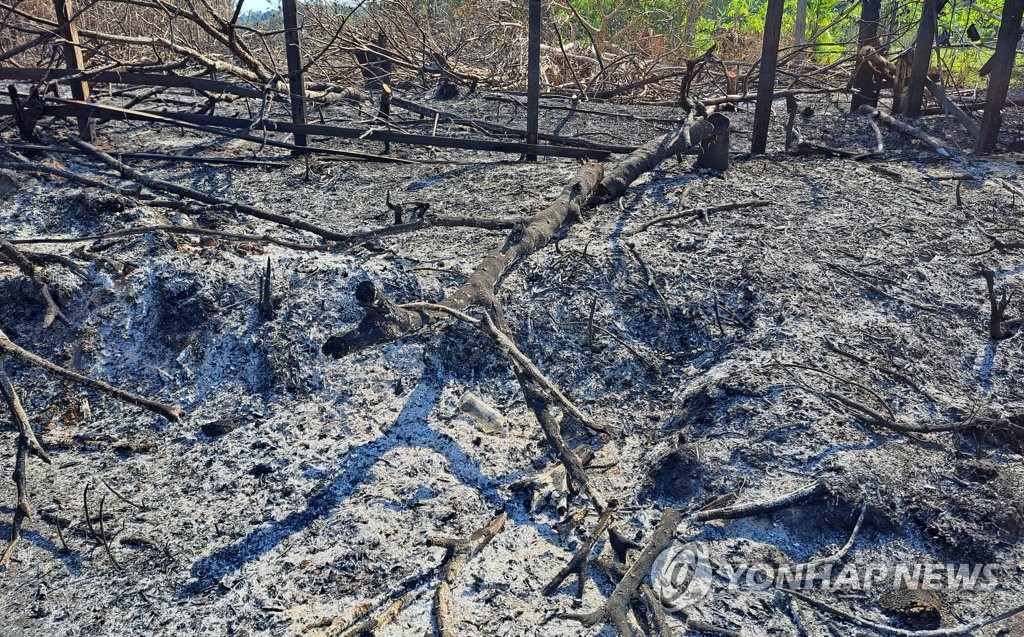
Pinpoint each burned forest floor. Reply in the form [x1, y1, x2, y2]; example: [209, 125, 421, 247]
[2, 87, 1024, 637]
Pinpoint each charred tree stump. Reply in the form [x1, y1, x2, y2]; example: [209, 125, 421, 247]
[906, 0, 937, 117]
[696, 113, 730, 171]
[750, 0, 784, 154]
[977, 0, 1024, 152]
[282, 0, 307, 150]
[850, 0, 882, 112]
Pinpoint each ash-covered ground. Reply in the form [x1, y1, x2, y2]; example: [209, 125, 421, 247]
[1, 87, 1023, 636]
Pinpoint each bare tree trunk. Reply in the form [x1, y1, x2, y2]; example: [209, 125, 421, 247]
[850, 0, 882, 111]
[751, 0, 784, 154]
[906, 0, 937, 117]
[977, 0, 1024, 151]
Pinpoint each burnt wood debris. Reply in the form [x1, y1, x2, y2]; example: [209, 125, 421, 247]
[1, 0, 1024, 635]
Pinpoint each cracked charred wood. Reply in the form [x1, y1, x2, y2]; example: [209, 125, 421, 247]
[982, 269, 1014, 340]
[258, 257, 275, 321]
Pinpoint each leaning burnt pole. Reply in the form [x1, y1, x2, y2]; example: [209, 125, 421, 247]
[750, 0, 784, 154]
[977, 0, 1024, 151]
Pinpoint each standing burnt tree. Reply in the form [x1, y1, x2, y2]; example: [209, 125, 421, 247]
[850, 0, 882, 111]
[977, 0, 1024, 151]
[905, 0, 937, 118]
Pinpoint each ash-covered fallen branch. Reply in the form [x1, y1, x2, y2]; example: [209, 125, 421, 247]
[793, 501, 867, 571]
[336, 593, 411, 637]
[695, 480, 827, 522]
[67, 136, 353, 242]
[325, 119, 722, 358]
[0, 362, 51, 569]
[401, 303, 610, 438]
[428, 511, 507, 637]
[594, 119, 714, 201]
[0, 329, 182, 421]
[323, 162, 605, 357]
[560, 506, 681, 636]
[0, 237, 69, 328]
[624, 200, 770, 237]
[258, 257, 275, 321]
[858, 105, 952, 157]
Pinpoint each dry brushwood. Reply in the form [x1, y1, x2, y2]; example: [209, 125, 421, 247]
[0, 329, 182, 421]
[0, 362, 51, 568]
[560, 506, 681, 637]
